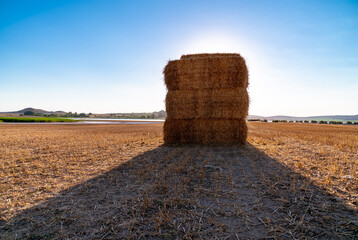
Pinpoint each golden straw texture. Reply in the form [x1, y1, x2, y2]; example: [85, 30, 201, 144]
[163, 53, 249, 145]
[164, 55, 248, 90]
[164, 119, 247, 145]
[165, 88, 249, 119]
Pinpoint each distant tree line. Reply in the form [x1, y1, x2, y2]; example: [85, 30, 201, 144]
[97, 110, 167, 119]
[63, 112, 90, 118]
[22, 110, 90, 118]
[246, 118, 358, 125]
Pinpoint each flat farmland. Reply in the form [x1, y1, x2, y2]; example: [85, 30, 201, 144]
[0, 123, 357, 239]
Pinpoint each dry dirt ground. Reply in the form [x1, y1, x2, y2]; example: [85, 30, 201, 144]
[0, 123, 357, 239]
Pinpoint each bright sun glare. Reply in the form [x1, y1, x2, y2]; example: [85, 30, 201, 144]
[180, 31, 241, 54]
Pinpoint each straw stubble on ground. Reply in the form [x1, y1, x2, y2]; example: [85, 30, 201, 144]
[0, 123, 357, 239]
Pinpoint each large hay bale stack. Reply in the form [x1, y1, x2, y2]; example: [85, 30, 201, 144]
[163, 53, 249, 145]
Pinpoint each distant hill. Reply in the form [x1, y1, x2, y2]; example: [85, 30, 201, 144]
[0, 107, 67, 115]
[248, 114, 358, 122]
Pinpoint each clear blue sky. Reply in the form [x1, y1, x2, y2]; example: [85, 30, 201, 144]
[1, 0, 357, 116]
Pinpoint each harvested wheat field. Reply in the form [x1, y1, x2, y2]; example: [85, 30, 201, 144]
[0, 123, 357, 239]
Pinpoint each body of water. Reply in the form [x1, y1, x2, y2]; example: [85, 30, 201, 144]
[70, 118, 164, 122]
[0, 119, 164, 125]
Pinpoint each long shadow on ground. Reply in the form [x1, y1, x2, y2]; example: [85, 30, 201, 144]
[1, 144, 357, 239]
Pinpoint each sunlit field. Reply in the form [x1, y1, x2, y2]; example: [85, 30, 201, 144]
[1, 123, 357, 239]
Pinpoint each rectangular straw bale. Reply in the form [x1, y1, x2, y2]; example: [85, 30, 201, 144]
[166, 102, 248, 119]
[163, 53, 249, 145]
[165, 88, 249, 119]
[164, 56, 248, 90]
[166, 88, 249, 105]
[164, 118, 247, 145]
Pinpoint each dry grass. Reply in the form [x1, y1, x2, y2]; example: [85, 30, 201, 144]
[1, 122, 357, 239]
[0, 124, 163, 219]
[248, 122, 358, 209]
